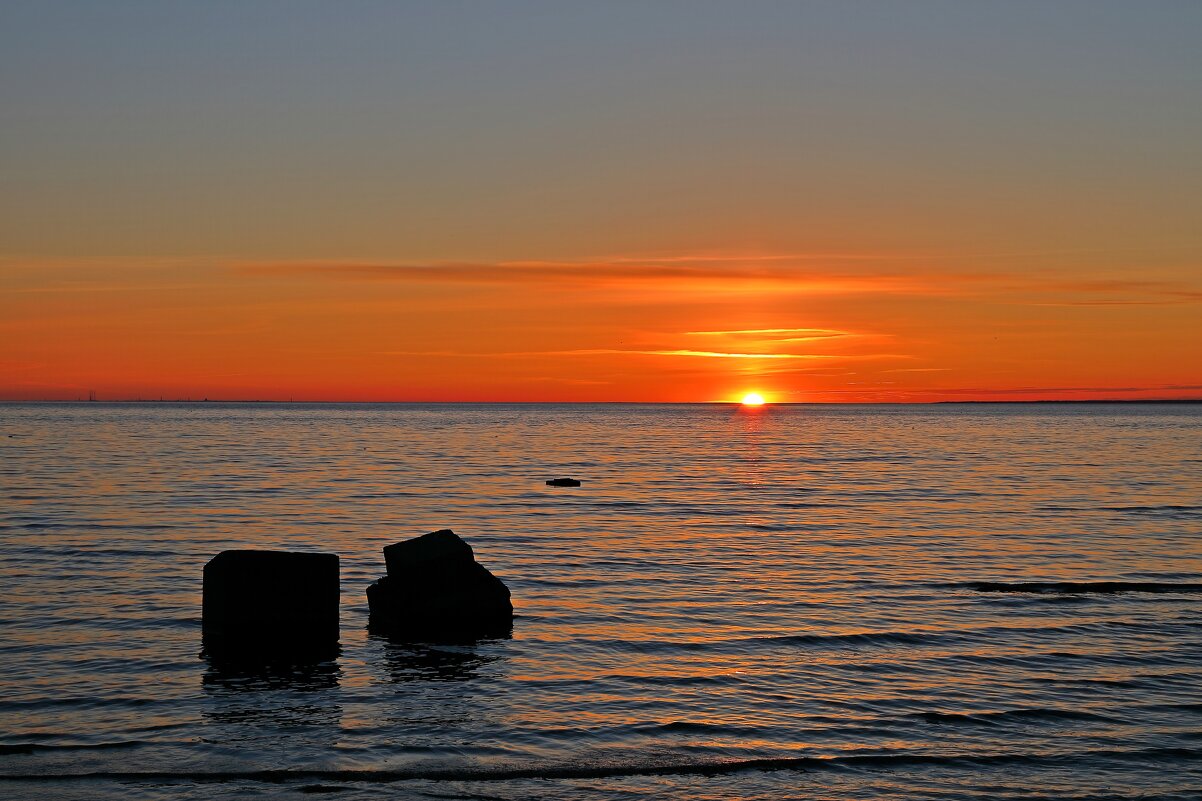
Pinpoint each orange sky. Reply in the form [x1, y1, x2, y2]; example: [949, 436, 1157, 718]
[3, 250, 1199, 402]
[2, 3, 1200, 402]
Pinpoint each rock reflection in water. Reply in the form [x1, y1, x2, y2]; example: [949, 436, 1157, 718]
[365, 633, 512, 734]
[201, 650, 343, 744]
[376, 637, 506, 684]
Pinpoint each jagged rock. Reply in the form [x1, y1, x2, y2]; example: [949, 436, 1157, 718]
[383, 527, 474, 575]
[202, 550, 339, 659]
[367, 529, 512, 639]
[546, 477, 581, 487]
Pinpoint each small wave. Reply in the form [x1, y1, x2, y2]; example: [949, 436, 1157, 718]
[1108, 504, 1202, 514]
[1038, 504, 1202, 517]
[952, 581, 1202, 594]
[3, 521, 180, 531]
[0, 696, 167, 712]
[2, 747, 1197, 783]
[0, 741, 144, 755]
[651, 721, 732, 733]
[1143, 703, 1202, 714]
[591, 629, 943, 654]
[912, 708, 1117, 727]
[632, 720, 778, 738]
[758, 631, 937, 647]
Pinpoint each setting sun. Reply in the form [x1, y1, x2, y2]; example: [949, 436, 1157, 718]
[741, 393, 766, 406]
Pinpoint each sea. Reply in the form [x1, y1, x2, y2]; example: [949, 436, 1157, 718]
[1, 402, 1199, 800]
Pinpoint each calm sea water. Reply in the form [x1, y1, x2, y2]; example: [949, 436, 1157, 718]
[1, 402, 1200, 800]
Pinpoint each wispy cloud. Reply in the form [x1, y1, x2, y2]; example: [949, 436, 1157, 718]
[235, 258, 955, 297]
[685, 327, 851, 338]
[1047, 279, 1201, 294]
[526, 377, 613, 385]
[562, 349, 831, 359]
[1030, 299, 1202, 307]
[606, 251, 928, 264]
[5, 281, 214, 294]
[1021, 278, 1202, 306]
[380, 348, 833, 360]
[680, 327, 892, 349]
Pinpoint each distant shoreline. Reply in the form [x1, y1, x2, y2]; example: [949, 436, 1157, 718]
[934, 399, 1202, 405]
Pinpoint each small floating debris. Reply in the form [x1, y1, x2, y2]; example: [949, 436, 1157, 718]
[546, 477, 582, 487]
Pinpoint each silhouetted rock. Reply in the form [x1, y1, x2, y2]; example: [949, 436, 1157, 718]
[202, 550, 339, 660]
[546, 477, 581, 487]
[383, 527, 474, 576]
[367, 529, 512, 640]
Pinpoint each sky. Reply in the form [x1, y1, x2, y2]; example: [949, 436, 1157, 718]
[2, 1, 1200, 402]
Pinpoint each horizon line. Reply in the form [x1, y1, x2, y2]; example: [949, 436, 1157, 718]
[2, 398, 1200, 405]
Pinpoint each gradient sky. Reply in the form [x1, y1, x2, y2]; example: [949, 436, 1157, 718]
[2, 1, 1200, 401]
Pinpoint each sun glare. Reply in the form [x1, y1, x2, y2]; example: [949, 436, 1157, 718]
[741, 392, 766, 406]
